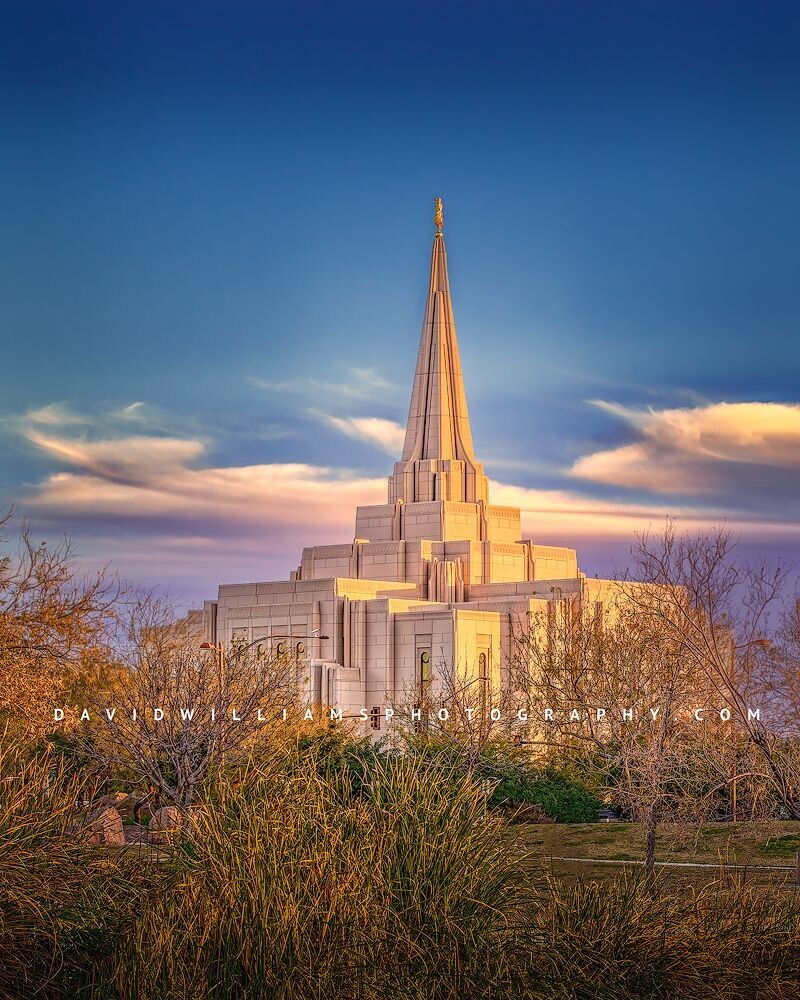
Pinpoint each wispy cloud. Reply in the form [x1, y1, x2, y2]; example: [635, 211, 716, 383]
[24, 402, 94, 427]
[10, 397, 800, 601]
[2, 400, 175, 439]
[588, 400, 800, 467]
[23, 428, 206, 485]
[248, 366, 402, 405]
[110, 401, 148, 423]
[14, 411, 379, 577]
[25, 447, 383, 536]
[492, 481, 750, 540]
[314, 413, 405, 455]
[544, 370, 712, 407]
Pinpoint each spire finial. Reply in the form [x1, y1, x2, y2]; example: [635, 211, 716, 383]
[388, 196, 489, 506]
[434, 197, 444, 235]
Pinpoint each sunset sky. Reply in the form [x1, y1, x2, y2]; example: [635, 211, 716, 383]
[2, 1, 799, 605]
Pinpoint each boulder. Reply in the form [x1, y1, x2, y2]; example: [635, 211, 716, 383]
[83, 805, 126, 846]
[123, 822, 148, 845]
[96, 791, 135, 821]
[148, 805, 182, 844]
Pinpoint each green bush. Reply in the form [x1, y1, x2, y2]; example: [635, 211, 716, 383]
[490, 767, 600, 823]
[294, 725, 390, 800]
[400, 733, 601, 823]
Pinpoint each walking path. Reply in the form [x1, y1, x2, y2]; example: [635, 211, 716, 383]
[549, 855, 797, 872]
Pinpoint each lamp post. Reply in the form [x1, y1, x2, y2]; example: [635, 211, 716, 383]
[198, 633, 330, 766]
[199, 633, 329, 702]
[199, 632, 329, 662]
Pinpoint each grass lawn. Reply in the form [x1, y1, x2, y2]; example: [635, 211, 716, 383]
[502, 820, 800, 887]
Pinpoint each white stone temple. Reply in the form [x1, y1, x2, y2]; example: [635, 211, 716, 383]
[199, 200, 615, 727]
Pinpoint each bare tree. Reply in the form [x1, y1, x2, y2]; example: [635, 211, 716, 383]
[756, 596, 800, 814]
[84, 596, 298, 812]
[775, 597, 800, 734]
[623, 521, 798, 818]
[0, 510, 117, 727]
[517, 594, 719, 889]
[391, 649, 528, 773]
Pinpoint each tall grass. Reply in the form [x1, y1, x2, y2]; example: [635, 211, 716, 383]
[0, 736, 161, 1000]
[92, 749, 523, 998]
[3, 735, 800, 998]
[521, 871, 800, 998]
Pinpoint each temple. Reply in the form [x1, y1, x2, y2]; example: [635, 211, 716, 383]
[199, 200, 615, 725]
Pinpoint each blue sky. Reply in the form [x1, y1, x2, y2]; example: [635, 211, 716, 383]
[1, 1, 799, 605]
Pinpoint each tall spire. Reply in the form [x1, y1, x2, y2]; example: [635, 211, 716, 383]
[388, 199, 488, 505]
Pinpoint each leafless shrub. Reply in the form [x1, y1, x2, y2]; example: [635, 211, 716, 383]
[82, 594, 299, 811]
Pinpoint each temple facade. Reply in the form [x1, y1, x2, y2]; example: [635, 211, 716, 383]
[200, 200, 616, 727]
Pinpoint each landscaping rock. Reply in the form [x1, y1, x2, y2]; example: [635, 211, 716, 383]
[96, 791, 135, 821]
[83, 805, 126, 846]
[123, 822, 148, 845]
[148, 805, 181, 844]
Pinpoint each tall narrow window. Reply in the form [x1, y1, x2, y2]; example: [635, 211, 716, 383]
[478, 651, 489, 714]
[419, 649, 432, 691]
[415, 649, 432, 733]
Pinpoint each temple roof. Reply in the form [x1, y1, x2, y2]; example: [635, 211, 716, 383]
[388, 199, 488, 505]
[399, 201, 478, 465]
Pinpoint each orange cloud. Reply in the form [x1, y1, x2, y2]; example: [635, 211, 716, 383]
[571, 401, 800, 496]
[22, 425, 796, 552]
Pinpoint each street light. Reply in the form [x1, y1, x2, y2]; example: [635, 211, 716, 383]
[198, 633, 329, 686]
[198, 634, 331, 757]
[199, 632, 329, 657]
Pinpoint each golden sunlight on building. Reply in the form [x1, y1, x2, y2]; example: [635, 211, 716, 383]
[199, 200, 620, 724]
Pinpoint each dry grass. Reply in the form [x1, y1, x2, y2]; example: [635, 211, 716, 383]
[522, 871, 800, 998]
[2, 738, 800, 998]
[0, 737, 162, 1000]
[89, 749, 523, 999]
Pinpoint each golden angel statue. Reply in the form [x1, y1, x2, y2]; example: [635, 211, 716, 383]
[434, 197, 444, 233]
